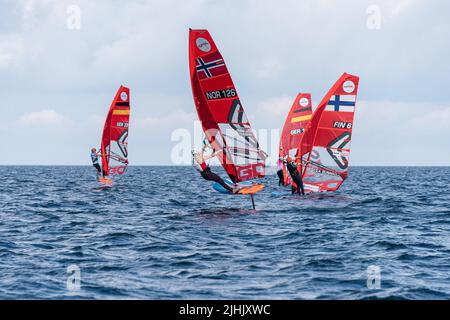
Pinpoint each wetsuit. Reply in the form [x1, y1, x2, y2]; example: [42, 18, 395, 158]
[194, 161, 234, 193]
[91, 152, 102, 174]
[286, 161, 305, 195]
[276, 159, 285, 186]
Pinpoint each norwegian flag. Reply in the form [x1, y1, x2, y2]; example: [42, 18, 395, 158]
[196, 52, 228, 80]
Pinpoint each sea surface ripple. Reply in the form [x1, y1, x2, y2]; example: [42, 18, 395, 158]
[0, 166, 449, 299]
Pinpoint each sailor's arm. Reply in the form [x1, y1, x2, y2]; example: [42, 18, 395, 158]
[203, 149, 222, 161]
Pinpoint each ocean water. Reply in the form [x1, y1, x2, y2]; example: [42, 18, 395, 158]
[0, 166, 449, 300]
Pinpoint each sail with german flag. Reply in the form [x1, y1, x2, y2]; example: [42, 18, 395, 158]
[279, 93, 312, 185]
[101, 86, 130, 177]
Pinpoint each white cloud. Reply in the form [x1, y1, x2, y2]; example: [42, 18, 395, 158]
[386, 0, 420, 18]
[356, 100, 411, 128]
[357, 100, 450, 130]
[0, 36, 24, 67]
[135, 110, 196, 129]
[87, 114, 104, 126]
[92, 34, 147, 72]
[15, 0, 56, 32]
[411, 106, 450, 128]
[19, 110, 68, 126]
[256, 95, 294, 118]
[253, 57, 285, 80]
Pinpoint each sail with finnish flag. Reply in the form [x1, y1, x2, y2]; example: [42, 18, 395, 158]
[298, 73, 360, 192]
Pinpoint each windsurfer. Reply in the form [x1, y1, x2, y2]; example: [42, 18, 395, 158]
[91, 148, 103, 176]
[192, 145, 240, 194]
[284, 156, 305, 195]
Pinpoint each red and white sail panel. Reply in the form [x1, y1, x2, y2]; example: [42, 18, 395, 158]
[189, 29, 267, 184]
[279, 93, 312, 185]
[101, 86, 130, 177]
[299, 73, 360, 192]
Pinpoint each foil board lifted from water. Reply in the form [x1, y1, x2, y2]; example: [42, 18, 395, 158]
[213, 179, 265, 195]
[98, 86, 130, 185]
[189, 29, 267, 208]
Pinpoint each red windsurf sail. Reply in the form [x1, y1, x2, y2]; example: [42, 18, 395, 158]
[101, 86, 130, 177]
[299, 73, 360, 192]
[279, 93, 312, 185]
[189, 29, 267, 184]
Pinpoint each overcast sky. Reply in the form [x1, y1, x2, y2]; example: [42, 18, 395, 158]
[1, 0, 449, 165]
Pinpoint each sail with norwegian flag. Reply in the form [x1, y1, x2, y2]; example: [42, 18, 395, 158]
[100, 86, 130, 179]
[189, 29, 267, 184]
[279, 93, 313, 186]
[298, 73, 360, 192]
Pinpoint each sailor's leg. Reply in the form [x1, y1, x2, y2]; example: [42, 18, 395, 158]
[293, 175, 305, 195]
[201, 169, 233, 192]
[277, 170, 284, 186]
[297, 175, 305, 195]
[93, 163, 101, 173]
[299, 180, 305, 195]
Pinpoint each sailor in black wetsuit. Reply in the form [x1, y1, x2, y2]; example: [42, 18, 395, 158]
[277, 166, 285, 186]
[192, 145, 239, 194]
[284, 156, 305, 195]
[91, 148, 102, 176]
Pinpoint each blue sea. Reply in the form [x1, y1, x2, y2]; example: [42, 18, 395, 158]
[0, 166, 449, 299]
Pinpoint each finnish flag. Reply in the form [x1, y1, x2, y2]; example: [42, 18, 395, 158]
[325, 95, 356, 112]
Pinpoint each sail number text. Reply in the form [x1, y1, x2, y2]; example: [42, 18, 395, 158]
[205, 89, 237, 100]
